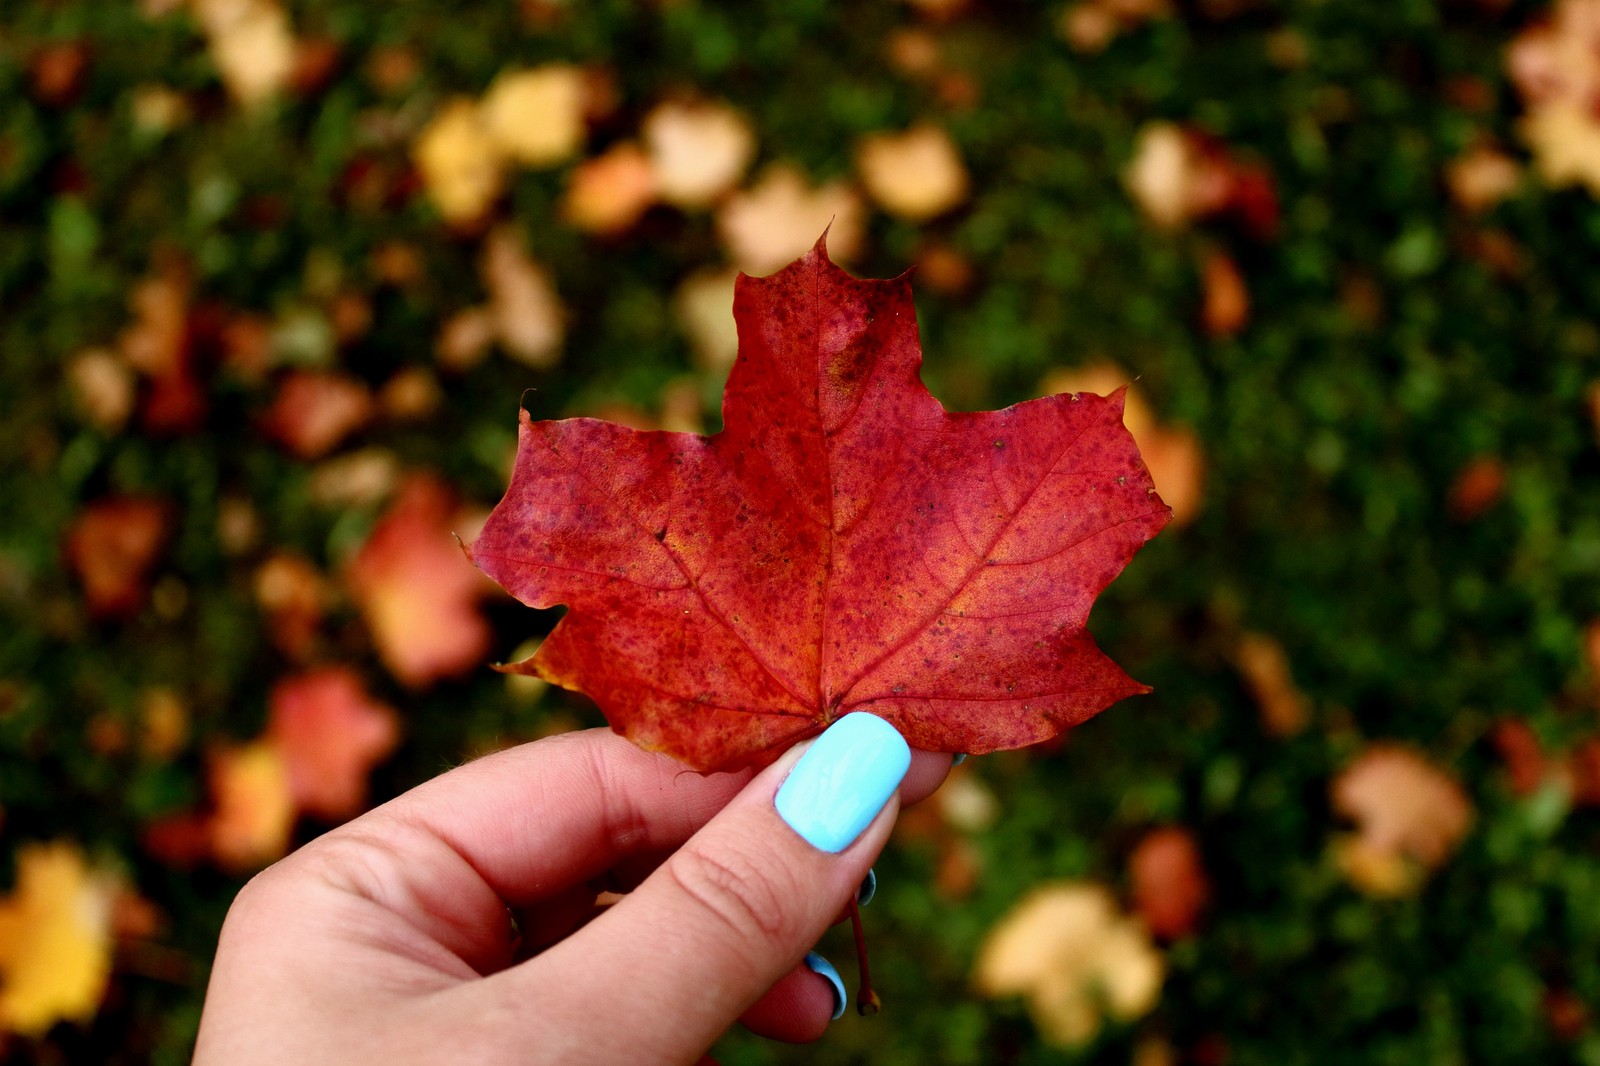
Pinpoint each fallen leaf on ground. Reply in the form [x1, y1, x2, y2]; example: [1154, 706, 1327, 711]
[64, 497, 170, 620]
[673, 268, 741, 371]
[1232, 631, 1309, 736]
[348, 475, 495, 688]
[1129, 826, 1209, 940]
[259, 370, 374, 459]
[643, 100, 756, 209]
[1518, 101, 1600, 195]
[1199, 249, 1250, 336]
[482, 227, 564, 367]
[267, 667, 399, 820]
[190, 0, 296, 107]
[471, 240, 1168, 771]
[1447, 143, 1522, 213]
[974, 881, 1164, 1047]
[718, 164, 865, 274]
[0, 842, 117, 1036]
[413, 98, 504, 226]
[856, 125, 970, 221]
[561, 142, 658, 235]
[1447, 455, 1507, 520]
[67, 349, 136, 432]
[254, 553, 329, 657]
[480, 65, 585, 168]
[208, 741, 295, 871]
[1331, 745, 1474, 896]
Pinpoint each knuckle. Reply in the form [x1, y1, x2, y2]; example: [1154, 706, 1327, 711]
[667, 836, 805, 952]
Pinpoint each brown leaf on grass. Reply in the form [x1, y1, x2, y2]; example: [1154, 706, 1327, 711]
[974, 881, 1164, 1047]
[190, 0, 296, 107]
[1233, 632, 1309, 737]
[482, 227, 564, 367]
[254, 554, 329, 658]
[718, 164, 865, 274]
[1447, 143, 1523, 213]
[1039, 364, 1205, 526]
[1129, 827, 1209, 940]
[67, 349, 136, 433]
[267, 667, 399, 820]
[346, 476, 494, 688]
[1491, 718, 1551, 797]
[139, 688, 189, 761]
[30, 41, 90, 107]
[64, 497, 169, 621]
[119, 260, 208, 434]
[0, 842, 117, 1036]
[480, 65, 586, 168]
[1200, 249, 1250, 337]
[856, 125, 970, 221]
[1331, 746, 1474, 896]
[436, 307, 497, 373]
[643, 100, 756, 209]
[259, 371, 374, 459]
[561, 142, 659, 235]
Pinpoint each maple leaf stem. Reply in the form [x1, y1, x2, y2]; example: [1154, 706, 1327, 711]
[848, 895, 880, 1016]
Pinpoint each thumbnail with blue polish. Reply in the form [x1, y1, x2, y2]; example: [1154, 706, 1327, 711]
[804, 952, 848, 1021]
[775, 712, 910, 853]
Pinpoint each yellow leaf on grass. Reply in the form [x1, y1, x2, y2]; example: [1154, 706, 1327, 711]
[0, 842, 116, 1036]
[1519, 101, 1600, 195]
[414, 98, 505, 226]
[718, 164, 864, 274]
[856, 125, 970, 221]
[480, 65, 586, 168]
[643, 100, 755, 209]
[190, 0, 296, 107]
[974, 881, 1163, 1047]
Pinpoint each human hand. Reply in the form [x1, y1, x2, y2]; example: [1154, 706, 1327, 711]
[193, 713, 952, 1065]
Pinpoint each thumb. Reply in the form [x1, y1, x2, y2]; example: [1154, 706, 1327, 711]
[498, 712, 911, 1065]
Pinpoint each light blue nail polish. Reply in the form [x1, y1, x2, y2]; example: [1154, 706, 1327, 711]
[951, 753, 968, 766]
[804, 951, 847, 1021]
[857, 867, 877, 907]
[775, 712, 911, 853]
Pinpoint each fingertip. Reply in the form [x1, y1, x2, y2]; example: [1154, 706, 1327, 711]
[900, 749, 955, 805]
[737, 960, 839, 1043]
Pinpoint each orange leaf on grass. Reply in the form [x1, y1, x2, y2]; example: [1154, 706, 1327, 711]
[208, 740, 295, 872]
[63, 497, 169, 621]
[347, 476, 495, 688]
[1129, 826, 1209, 940]
[471, 240, 1169, 771]
[267, 667, 399, 820]
[259, 370, 375, 459]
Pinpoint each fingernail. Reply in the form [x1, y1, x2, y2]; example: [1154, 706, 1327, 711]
[857, 867, 877, 907]
[775, 712, 911, 853]
[951, 753, 968, 766]
[804, 951, 847, 1021]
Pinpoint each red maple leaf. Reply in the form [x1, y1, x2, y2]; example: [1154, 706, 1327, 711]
[470, 239, 1170, 771]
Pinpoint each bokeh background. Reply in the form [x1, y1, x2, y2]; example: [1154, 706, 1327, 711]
[4, 0, 1600, 1062]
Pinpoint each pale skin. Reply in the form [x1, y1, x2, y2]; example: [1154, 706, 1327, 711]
[194, 728, 953, 1065]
